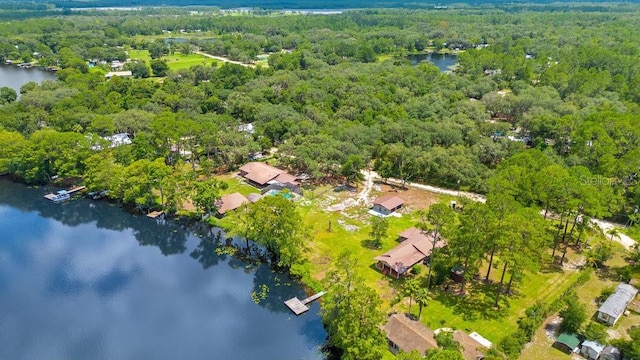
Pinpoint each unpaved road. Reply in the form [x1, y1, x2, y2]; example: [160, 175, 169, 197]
[379, 174, 637, 249]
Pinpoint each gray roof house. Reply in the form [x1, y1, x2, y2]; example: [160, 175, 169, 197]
[596, 283, 638, 326]
[599, 345, 622, 360]
[580, 340, 604, 360]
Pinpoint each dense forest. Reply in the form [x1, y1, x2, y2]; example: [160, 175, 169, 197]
[1, 6, 640, 358]
[1, 6, 639, 213]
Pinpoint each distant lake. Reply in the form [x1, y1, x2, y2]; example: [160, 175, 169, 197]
[0, 64, 56, 93]
[0, 179, 326, 360]
[407, 53, 458, 72]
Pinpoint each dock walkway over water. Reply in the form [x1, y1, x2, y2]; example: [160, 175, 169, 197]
[43, 186, 86, 201]
[284, 291, 326, 315]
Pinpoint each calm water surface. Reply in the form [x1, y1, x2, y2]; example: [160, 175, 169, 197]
[0, 179, 326, 360]
[0, 64, 57, 93]
[407, 53, 458, 72]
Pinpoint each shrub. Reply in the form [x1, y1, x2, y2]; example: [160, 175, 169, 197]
[582, 322, 607, 344]
[411, 264, 422, 275]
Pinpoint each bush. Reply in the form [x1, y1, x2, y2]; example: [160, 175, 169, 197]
[559, 299, 587, 334]
[597, 286, 615, 304]
[498, 331, 527, 359]
[411, 264, 422, 275]
[582, 322, 607, 343]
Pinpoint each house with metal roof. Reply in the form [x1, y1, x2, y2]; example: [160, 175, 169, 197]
[596, 283, 638, 326]
[553, 333, 580, 354]
[580, 340, 604, 360]
[599, 345, 622, 360]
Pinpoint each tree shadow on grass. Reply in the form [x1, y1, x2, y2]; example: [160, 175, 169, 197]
[432, 281, 510, 322]
[361, 239, 382, 249]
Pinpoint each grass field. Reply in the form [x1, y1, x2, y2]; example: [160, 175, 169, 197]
[162, 53, 220, 70]
[127, 49, 220, 71]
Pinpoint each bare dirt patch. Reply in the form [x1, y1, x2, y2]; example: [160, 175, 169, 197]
[377, 182, 441, 212]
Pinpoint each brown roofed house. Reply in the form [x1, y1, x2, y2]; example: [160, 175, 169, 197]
[238, 162, 301, 194]
[384, 313, 438, 355]
[374, 228, 446, 278]
[372, 194, 405, 215]
[453, 330, 486, 360]
[216, 192, 249, 216]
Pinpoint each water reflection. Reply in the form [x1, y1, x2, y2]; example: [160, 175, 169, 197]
[0, 179, 326, 360]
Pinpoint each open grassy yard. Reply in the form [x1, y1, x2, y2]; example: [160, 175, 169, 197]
[128, 49, 151, 63]
[162, 53, 220, 70]
[128, 49, 220, 71]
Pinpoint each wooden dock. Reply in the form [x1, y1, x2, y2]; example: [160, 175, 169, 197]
[147, 210, 165, 219]
[67, 186, 87, 194]
[284, 291, 326, 315]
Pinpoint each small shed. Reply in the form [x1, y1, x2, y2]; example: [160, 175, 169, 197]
[597, 283, 638, 326]
[552, 333, 580, 354]
[599, 345, 621, 360]
[372, 194, 405, 215]
[580, 340, 604, 360]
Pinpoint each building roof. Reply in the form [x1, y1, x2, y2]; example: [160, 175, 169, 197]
[555, 333, 580, 349]
[600, 345, 621, 360]
[598, 283, 638, 318]
[216, 193, 249, 215]
[239, 162, 298, 186]
[383, 314, 438, 354]
[582, 340, 604, 353]
[105, 70, 132, 78]
[246, 193, 262, 203]
[374, 228, 446, 275]
[453, 331, 486, 360]
[373, 194, 405, 211]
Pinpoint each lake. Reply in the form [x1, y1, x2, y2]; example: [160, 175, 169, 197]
[0, 179, 326, 360]
[406, 52, 458, 72]
[0, 64, 57, 93]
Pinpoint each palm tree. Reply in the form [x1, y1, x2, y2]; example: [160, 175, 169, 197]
[415, 288, 430, 320]
[607, 228, 620, 245]
[402, 278, 420, 316]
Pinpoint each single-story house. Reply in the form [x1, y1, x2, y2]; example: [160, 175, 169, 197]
[374, 228, 446, 278]
[216, 192, 249, 216]
[580, 340, 604, 360]
[453, 330, 486, 360]
[552, 333, 580, 354]
[383, 313, 437, 355]
[599, 345, 622, 360]
[597, 283, 638, 326]
[91, 133, 132, 150]
[372, 194, 405, 215]
[238, 162, 301, 194]
[105, 70, 132, 79]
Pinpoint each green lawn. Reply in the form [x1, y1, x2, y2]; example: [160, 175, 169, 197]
[129, 49, 151, 63]
[161, 53, 220, 70]
[128, 49, 219, 70]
